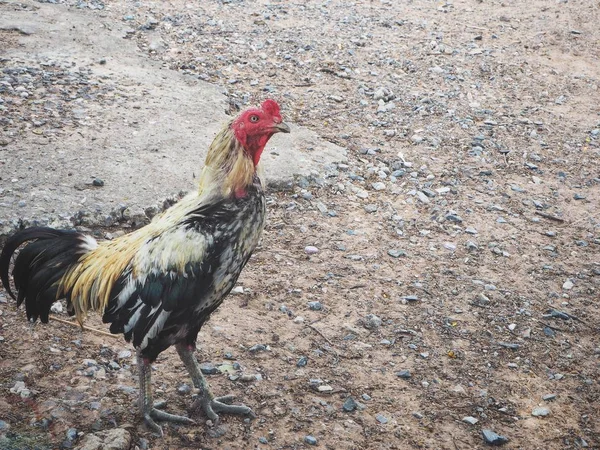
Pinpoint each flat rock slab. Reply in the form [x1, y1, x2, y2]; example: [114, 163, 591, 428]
[0, 1, 345, 236]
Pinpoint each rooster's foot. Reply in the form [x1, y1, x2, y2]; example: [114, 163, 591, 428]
[143, 407, 196, 437]
[193, 393, 255, 422]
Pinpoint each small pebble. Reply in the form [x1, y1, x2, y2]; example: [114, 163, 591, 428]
[296, 356, 308, 367]
[308, 301, 322, 311]
[65, 427, 77, 441]
[462, 416, 478, 425]
[304, 435, 318, 446]
[532, 407, 551, 417]
[117, 350, 132, 359]
[443, 242, 456, 251]
[305, 246, 319, 255]
[396, 370, 411, 379]
[177, 383, 192, 394]
[248, 344, 268, 352]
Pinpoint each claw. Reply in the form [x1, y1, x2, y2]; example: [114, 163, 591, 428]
[143, 413, 164, 437]
[214, 394, 235, 405]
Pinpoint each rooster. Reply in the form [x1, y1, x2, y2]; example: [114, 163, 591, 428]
[0, 99, 290, 435]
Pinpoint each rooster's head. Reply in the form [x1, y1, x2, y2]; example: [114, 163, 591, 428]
[232, 99, 290, 166]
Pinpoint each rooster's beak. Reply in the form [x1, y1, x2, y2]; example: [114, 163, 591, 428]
[273, 122, 291, 134]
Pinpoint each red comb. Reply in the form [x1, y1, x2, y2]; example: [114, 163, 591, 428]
[261, 99, 280, 116]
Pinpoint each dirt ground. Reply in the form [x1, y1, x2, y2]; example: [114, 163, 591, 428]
[1, 0, 599, 449]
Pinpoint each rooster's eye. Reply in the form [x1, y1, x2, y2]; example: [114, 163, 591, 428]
[249, 115, 259, 123]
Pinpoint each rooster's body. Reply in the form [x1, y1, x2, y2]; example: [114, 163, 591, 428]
[0, 99, 289, 435]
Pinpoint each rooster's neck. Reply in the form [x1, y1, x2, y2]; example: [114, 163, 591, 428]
[197, 126, 261, 200]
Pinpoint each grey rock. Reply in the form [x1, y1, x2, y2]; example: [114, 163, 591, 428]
[388, 249, 407, 258]
[248, 344, 268, 353]
[363, 314, 382, 329]
[416, 191, 430, 203]
[466, 240, 479, 251]
[376, 414, 389, 424]
[296, 356, 308, 367]
[446, 213, 463, 223]
[342, 397, 358, 412]
[482, 429, 509, 446]
[200, 363, 219, 375]
[542, 394, 556, 401]
[543, 326, 556, 337]
[498, 342, 520, 350]
[462, 416, 478, 425]
[396, 370, 411, 379]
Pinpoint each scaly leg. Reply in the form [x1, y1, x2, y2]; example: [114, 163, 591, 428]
[175, 343, 255, 422]
[137, 351, 195, 436]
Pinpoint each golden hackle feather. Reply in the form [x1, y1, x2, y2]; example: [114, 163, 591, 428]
[60, 121, 258, 324]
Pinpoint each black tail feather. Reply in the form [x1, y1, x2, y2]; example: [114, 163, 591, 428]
[0, 227, 90, 322]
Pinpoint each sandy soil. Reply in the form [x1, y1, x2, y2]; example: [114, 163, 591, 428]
[0, 0, 599, 449]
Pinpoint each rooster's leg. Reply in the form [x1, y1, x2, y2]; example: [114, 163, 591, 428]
[176, 343, 255, 422]
[137, 351, 195, 436]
